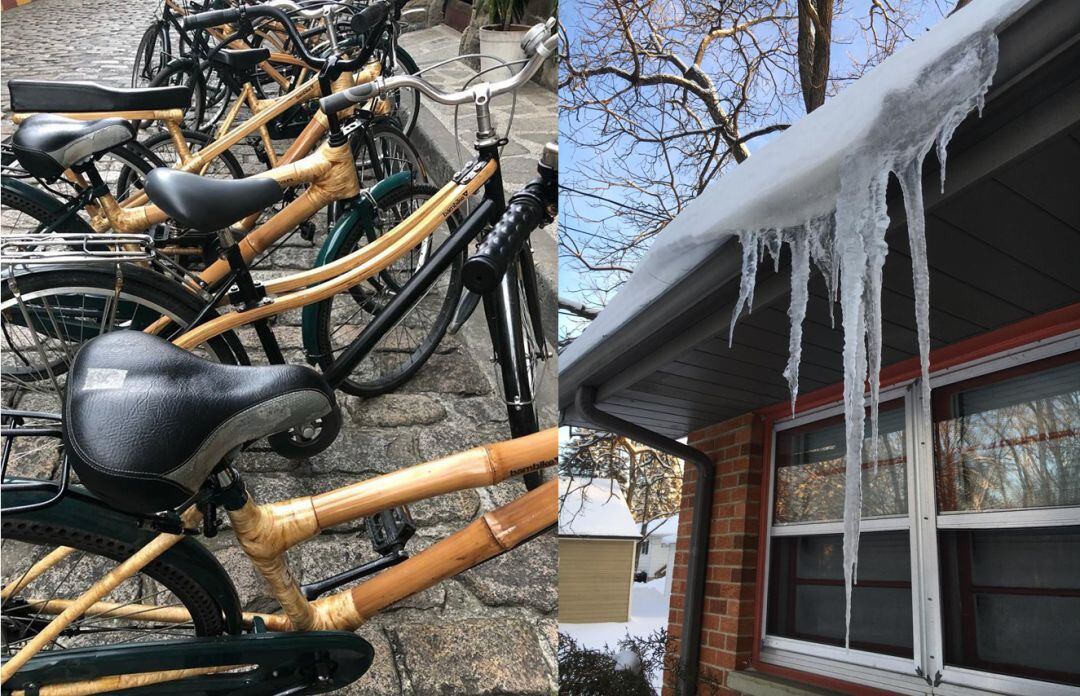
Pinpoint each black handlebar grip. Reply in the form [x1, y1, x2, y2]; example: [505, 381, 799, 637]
[351, 1, 390, 38]
[320, 83, 377, 115]
[184, 7, 242, 29]
[464, 191, 546, 294]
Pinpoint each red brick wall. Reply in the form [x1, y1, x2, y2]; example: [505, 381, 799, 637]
[663, 413, 766, 695]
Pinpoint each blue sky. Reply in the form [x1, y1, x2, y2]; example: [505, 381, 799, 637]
[558, 0, 955, 342]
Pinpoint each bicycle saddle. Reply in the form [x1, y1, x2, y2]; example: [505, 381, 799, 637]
[144, 168, 285, 232]
[210, 48, 271, 72]
[64, 331, 336, 514]
[9, 79, 192, 113]
[10, 114, 136, 180]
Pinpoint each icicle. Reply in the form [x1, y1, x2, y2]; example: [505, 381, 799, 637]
[784, 233, 810, 415]
[730, 231, 760, 347]
[898, 159, 934, 427]
[724, 10, 1007, 652]
[765, 229, 784, 272]
[862, 171, 891, 475]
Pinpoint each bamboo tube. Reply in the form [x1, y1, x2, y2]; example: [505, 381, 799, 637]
[11, 110, 184, 125]
[1, 547, 74, 600]
[311, 428, 557, 529]
[16, 597, 280, 633]
[226, 496, 320, 631]
[171, 186, 452, 348]
[11, 665, 240, 696]
[260, 175, 463, 294]
[0, 509, 200, 684]
[18, 598, 196, 624]
[300, 479, 556, 632]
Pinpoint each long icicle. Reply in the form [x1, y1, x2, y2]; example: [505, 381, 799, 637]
[784, 232, 810, 416]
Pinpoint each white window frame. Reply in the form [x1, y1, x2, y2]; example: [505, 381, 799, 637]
[759, 331, 1080, 696]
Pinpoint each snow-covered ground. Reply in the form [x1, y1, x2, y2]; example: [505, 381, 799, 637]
[560, 577, 671, 690]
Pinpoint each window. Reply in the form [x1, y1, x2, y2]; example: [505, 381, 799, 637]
[933, 354, 1080, 686]
[767, 399, 911, 656]
[761, 344, 1080, 694]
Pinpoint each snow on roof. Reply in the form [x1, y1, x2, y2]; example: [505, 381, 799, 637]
[560, 0, 1036, 375]
[644, 515, 679, 543]
[559, 477, 642, 538]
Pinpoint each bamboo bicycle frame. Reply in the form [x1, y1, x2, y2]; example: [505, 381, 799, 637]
[10, 61, 382, 223]
[0, 428, 558, 693]
[168, 156, 497, 349]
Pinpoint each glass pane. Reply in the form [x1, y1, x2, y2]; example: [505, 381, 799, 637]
[933, 355, 1080, 512]
[939, 526, 1080, 686]
[767, 531, 913, 657]
[774, 401, 907, 523]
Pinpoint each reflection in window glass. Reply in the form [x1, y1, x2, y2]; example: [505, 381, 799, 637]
[774, 402, 907, 524]
[933, 356, 1080, 513]
[767, 531, 913, 656]
[939, 526, 1080, 685]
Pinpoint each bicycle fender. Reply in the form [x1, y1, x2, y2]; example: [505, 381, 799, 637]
[2, 483, 245, 635]
[1, 176, 95, 234]
[301, 170, 414, 356]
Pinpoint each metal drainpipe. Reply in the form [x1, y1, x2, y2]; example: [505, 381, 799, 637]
[574, 386, 715, 696]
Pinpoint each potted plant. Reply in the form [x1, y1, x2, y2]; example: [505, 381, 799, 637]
[476, 0, 531, 77]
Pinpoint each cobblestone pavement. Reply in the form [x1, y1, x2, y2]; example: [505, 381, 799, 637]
[0, 1, 558, 693]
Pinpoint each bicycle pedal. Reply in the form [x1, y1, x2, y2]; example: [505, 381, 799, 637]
[366, 505, 415, 555]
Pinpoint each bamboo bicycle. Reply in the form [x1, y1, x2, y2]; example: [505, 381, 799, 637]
[134, 0, 422, 135]
[1, 14, 558, 462]
[2, 0, 421, 258]
[0, 330, 559, 694]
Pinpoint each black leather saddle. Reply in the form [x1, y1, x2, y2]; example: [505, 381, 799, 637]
[9, 79, 192, 113]
[64, 331, 336, 514]
[144, 168, 285, 232]
[210, 47, 271, 73]
[10, 114, 136, 180]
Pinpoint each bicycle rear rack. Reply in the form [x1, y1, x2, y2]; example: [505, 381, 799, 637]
[0, 233, 156, 266]
[0, 409, 72, 514]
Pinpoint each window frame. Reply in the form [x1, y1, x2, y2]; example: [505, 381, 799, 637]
[757, 331, 1080, 696]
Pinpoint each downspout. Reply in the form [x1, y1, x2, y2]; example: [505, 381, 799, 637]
[574, 386, 715, 696]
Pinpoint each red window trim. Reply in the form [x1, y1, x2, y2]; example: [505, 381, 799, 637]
[746, 303, 1080, 693]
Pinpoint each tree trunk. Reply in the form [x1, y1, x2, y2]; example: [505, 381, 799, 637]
[798, 0, 834, 113]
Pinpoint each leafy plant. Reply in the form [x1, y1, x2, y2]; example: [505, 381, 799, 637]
[475, 0, 528, 29]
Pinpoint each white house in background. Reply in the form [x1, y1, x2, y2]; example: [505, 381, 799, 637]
[636, 515, 679, 583]
[558, 477, 642, 623]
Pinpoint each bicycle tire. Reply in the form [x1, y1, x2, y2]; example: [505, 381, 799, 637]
[148, 59, 207, 133]
[390, 45, 422, 138]
[311, 183, 464, 397]
[352, 121, 427, 190]
[1, 513, 226, 662]
[1, 137, 160, 240]
[0, 180, 96, 237]
[0, 265, 241, 413]
[114, 128, 245, 202]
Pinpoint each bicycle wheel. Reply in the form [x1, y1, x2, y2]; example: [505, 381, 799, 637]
[353, 122, 427, 189]
[312, 183, 464, 397]
[131, 20, 176, 89]
[0, 180, 95, 237]
[148, 59, 206, 132]
[1, 516, 225, 665]
[114, 128, 245, 209]
[388, 46, 421, 138]
[0, 265, 239, 415]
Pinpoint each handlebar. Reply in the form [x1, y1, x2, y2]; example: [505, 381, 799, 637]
[463, 190, 546, 294]
[319, 19, 557, 115]
[463, 143, 558, 294]
[184, 0, 392, 72]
